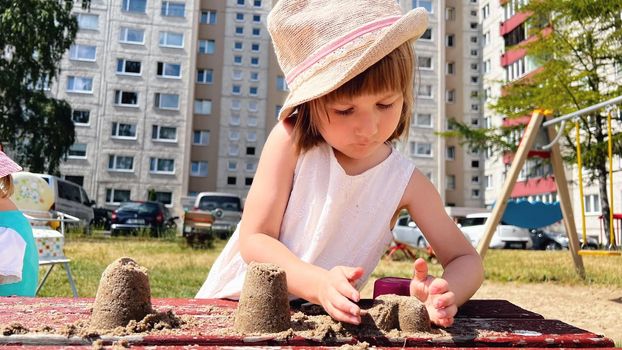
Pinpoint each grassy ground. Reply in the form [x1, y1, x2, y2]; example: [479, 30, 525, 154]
[38, 234, 622, 298]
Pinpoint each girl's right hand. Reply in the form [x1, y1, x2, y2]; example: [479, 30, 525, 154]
[317, 266, 364, 324]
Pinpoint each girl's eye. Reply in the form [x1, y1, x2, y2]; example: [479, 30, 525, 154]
[335, 108, 354, 116]
[377, 103, 394, 110]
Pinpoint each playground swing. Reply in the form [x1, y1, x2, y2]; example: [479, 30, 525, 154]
[575, 109, 621, 257]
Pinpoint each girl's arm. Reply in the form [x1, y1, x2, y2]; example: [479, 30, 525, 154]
[238, 120, 363, 324]
[402, 169, 484, 326]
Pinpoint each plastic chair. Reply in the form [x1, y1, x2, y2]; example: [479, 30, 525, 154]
[22, 210, 79, 298]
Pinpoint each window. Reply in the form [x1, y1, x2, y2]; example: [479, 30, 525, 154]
[249, 86, 258, 96]
[114, 90, 139, 107]
[470, 22, 478, 30]
[157, 62, 181, 78]
[194, 99, 212, 114]
[584, 194, 601, 214]
[69, 44, 96, 61]
[237, 0, 245, 5]
[111, 122, 137, 139]
[116, 58, 141, 75]
[446, 62, 455, 75]
[200, 10, 217, 24]
[231, 99, 241, 110]
[122, 0, 146, 13]
[485, 174, 493, 189]
[228, 160, 238, 171]
[235, 26, 244, 35]
[119, 27, 145, 44]
[411, 142, 432, 157]
[232, 69, 243, 80]
[65, 176, 84, 187]
[470, 36, 478, 44]
[471, 103, 480, 111]
[414, 113, 432, 127]
[106, 189, 131, 204]
[154, 192, 172, 205]
[229, 144, 240, 156]
[446, 175, 456, 190]
[193, 130, 210, 145]
[108, 155, 134, 171]
[421, 28, 432, 40]
[197, 69, 213, 84]
[161, 1, 185, 17]
[247, 115, 258, 126]
[67, 76, 93, 93]
[252, 28, 261, 36]
[470, 90, 479, 98]
[252, 14, 261, 23]
[250, 71, 259, 81]
[227, 176, 237, 185]
[191, 161, 208, 177]
[154, 93, 180, 110]
[482, 4, 490, 19]
[72, 110, 90, 125]
[484, 59, 491, 73]
[229, 130, 240, 141]
[413, 0, 432, 13]
[446, 146, 455, 160]
[446, 34, 454, 47]
[417, 56, 432, 69]
[251, 43, 260, 52]
[471, 160, 480, 168]
[159, 31, 184, 48]
[198, 40, 215, 54]
[445, 6, 455, 20]
[233, 41, 243, 50]
[417, 84, 433, 98]
[250, 57, 259, 66]
[470, 49, 478, 56]
[67, 143, 87, 158]
[248, 100, 258, 112]
[446, 89, 455, 102]
[233, 55, 243, 64]
[253, 0, 262, 7]
[150, 158, 175, 174]
[471, 75, 479, 83]
[471, 189, 480, 198]
[235, 13, 244, 21]
[245, 177, 253, 186]
[230, 114, 241, 125]
[152, 125, 177, 141]
[471, 175, 480, 184]
[76, 13, 98, 30]
[484, 31, 491, 46]
[246, 131, 257, 142]
[246, 147, 256, 155]
[232, 85, 241, 95]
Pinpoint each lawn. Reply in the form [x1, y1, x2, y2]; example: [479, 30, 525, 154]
[37, 234, 622, 298]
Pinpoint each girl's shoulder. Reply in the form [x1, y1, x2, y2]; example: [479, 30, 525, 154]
[0, 199, 18, 211]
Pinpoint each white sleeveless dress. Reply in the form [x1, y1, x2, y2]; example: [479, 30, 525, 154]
[196, 142, 415, 299]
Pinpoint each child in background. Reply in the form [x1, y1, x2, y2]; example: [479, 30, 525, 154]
[0, 146, 39, 296]
[197, 0, 483, 327]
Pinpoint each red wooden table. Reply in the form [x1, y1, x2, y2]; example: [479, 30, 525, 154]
[0, 297, 615, 349]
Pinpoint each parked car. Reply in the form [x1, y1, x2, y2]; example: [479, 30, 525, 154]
[110, 201, 178, 237]
[92, 207, 113, 230]
[392, 215, 428, 248]
[459, 212, 532, 249]
[184, 192, 242, 240]
[530, 229, 600, 250]
[34, 173, 95, 230]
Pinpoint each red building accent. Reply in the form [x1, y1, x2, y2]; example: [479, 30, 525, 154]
[511, 177, 557, 198]
[500, 12, 530, 36]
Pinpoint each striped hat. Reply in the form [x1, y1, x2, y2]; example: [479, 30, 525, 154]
[267, 0, 429, 120]
[0, 151, 22, 178]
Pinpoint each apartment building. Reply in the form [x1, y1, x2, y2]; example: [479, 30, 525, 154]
[480, 0, 622, 241]
[48, 0, 484, 216]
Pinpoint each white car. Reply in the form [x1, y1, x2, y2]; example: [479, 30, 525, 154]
[459, 212, 532, 249]
[392, 215, 428, 248]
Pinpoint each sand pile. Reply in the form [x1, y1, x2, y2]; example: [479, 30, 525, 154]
[90, 257, 153, 330]
[234, 262, 290, 333]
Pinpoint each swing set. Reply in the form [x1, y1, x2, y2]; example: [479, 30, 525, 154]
[478, 95, 622, 278]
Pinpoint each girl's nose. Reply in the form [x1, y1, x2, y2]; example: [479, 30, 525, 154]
[355, 111, 378, 137]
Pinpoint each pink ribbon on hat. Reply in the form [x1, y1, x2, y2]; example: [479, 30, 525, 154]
[285, 15, 402, 85]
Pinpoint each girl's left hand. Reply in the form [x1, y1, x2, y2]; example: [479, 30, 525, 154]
[409, 258, 457, 327]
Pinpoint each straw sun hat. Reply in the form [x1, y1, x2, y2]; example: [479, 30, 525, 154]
[268, 0, 429, 120]
[0, 151, 22, 178]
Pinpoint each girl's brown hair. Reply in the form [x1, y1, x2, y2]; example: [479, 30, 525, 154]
[0, 175, 14, 199]
[291, 41, 415, 153]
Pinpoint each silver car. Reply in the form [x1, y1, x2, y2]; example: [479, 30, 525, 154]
[392, 215, 428, 248]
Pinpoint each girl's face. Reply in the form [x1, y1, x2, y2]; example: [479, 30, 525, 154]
[318, 90, 403, 160]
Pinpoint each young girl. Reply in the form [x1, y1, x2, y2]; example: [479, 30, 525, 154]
[0, 147, 39, 296]
[197, 0, 484, 327]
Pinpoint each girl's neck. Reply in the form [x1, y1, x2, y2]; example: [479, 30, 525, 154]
[332, 143, 392, 176]
[0, 198, 18, 211]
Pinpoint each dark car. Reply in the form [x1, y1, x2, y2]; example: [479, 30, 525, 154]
[110, 201, 178, 236]
[92, 207, 113, 230]
[530, 229, 600, 250]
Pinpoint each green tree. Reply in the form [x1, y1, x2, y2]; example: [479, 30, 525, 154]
[444, 0, 622, 244]
[0, 0, 89, 174]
